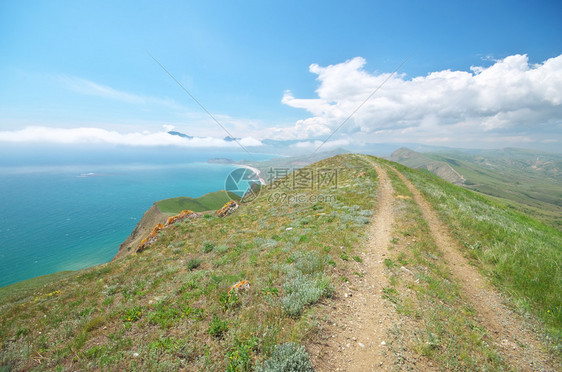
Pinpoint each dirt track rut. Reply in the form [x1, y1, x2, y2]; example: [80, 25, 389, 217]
[312, 159, 555, 371]
[390, 167, 556, 372]
[313, 161, 398, 371]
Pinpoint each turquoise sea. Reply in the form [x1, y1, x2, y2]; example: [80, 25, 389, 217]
[0, 145, 273, 287]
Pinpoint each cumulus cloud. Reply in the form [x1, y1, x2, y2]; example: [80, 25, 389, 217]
[276, 54, 562, 147]
[0, 126, 262, 148]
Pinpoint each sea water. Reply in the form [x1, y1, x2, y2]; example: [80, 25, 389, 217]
[0, 146, 273, 287]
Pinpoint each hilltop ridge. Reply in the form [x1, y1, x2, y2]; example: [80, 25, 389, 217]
[388, 147, 466, 185]
[1, 154, 560, 371]
[389, 147, 562, 229]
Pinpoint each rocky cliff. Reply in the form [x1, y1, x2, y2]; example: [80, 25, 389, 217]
[113, 204, 169, 260]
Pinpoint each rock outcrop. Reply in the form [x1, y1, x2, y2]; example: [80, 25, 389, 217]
[113, 204, 169, 260]
[217, 200, 238, 217]
[136, 210, 201, 253]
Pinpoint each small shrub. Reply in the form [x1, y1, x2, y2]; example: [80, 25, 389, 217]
[103, 285, 119, 296]
[352, 216, 371, 225]
[255, 237, 279, 250]
[201, 242, 215, 253]
[208, 315, 229, 338]
[122, 306, 142, 322]
[215, 244, 229, 253]
[358, 209, 373, 217]
[289, 251, 325, 274]
[220, 292, 240, 311]
[256, 342, 313, 372]
[187, 258, 202, 270]
[281, 272, 333, 317]
[226, 336, 258, 372]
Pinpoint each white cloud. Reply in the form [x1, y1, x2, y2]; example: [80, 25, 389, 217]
[291, 138, 351, 149]
[0, 126, 262, 148]
[275, 54, 562, 148]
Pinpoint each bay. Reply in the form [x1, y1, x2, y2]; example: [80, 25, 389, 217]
[0, 147, 273, 287]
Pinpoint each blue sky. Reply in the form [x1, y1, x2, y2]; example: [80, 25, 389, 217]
[0, 0, 561, 151]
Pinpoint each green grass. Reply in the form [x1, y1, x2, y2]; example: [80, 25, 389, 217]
[0, 154, 378, 371]
[2, 153, 558, 370]
[156, 190, 240, 213]
[380, 161, 509, 370]
[390, 159, 562, 354]
[430, 153, 562, 229]
[0, 270, 78, 302]
[391, 147, 562, 229]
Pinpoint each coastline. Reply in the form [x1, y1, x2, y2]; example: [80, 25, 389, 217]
[239, 164, 266, 185]
[1, 156, 278, 289]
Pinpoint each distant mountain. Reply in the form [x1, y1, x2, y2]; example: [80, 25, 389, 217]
[167, 130, 193, 139]
[224, 136, 241, 142]
[389, 147, 562, 229]
[388, 148, 466, 185]
[207, 158, 237, 164]
[247, 148, 349, 181]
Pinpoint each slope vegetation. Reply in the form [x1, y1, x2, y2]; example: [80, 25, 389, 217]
[156, 190, 241, 214]
[390, 147, 562, 229]
[388, 148, 466, 185]
[0, 154, 559, 371]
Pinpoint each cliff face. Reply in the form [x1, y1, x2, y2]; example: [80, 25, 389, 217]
[112, 204, 169, 260]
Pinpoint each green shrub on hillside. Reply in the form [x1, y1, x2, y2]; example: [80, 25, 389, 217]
[280, 251, 334, 317]
[256, 342, 313, 372]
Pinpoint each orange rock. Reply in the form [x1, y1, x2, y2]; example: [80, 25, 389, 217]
[136, 211, 201, 253]
[217, 200, 238, 217]
[228, 280, 250, 296]
[166, 210, 199, 226]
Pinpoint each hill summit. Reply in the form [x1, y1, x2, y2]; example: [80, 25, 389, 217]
[0, 154, 560, 371]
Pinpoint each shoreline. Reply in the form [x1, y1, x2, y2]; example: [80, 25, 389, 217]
[239, 164, 266, 185]
[2, 159, 273, 290]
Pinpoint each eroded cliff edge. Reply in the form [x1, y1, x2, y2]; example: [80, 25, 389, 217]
[113, 204, 169, 260]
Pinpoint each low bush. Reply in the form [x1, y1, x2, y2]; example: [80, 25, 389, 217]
[256, 342, 313, 372]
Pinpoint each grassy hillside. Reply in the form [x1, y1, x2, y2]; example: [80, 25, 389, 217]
[384, 159, 562, 345]
[0, 154, 377, 371]
[390, 147, 562, 229]
[0, 271, 77, 304]
[1, 154, 559, 370]
[388, 148, 465, 185]
[156, 190, 241, 214]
